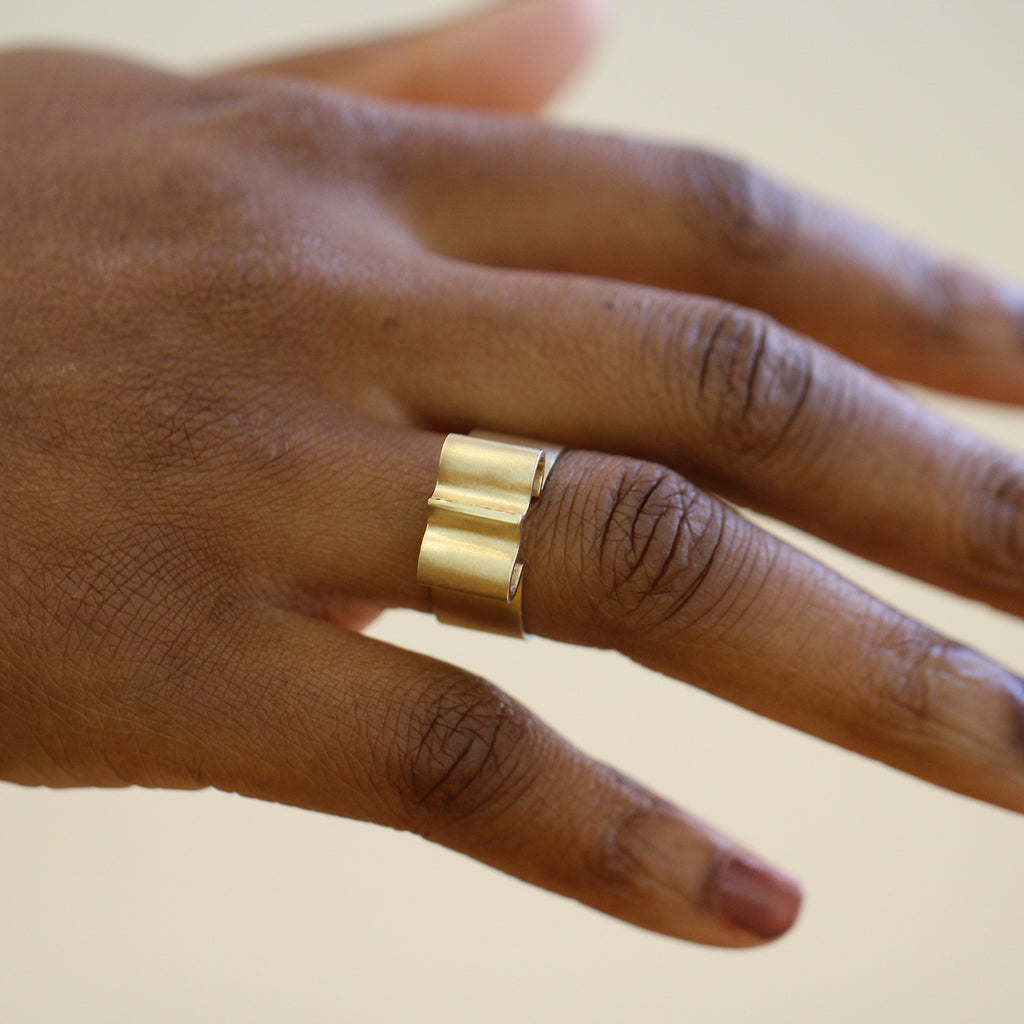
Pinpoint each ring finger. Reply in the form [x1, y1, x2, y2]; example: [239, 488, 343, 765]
[276, 416, 1024, 816]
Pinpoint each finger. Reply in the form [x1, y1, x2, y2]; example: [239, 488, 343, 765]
[171, 606, 801, 945]
[263, 424, 1024, 817]
[521, 451, 1024, 814]
[227, 0, 605, 112]
[377, 263, 1024, 621]
[390, 113, 1024, 401]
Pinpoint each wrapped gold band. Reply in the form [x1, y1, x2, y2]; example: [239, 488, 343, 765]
[417, 431, 563, 637]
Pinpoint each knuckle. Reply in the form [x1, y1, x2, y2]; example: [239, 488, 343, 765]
[80, 93, 255, 251]
[103, 90, 362, 326]
[581, 800, 663, 898]
[579, 790, 706, 911]
[157, 227, 327, 328]
[860, 630, 1024, 777]
[909, 259, 991, 349]
[682, 150, 798, 261]
[187, 78, 394, 184]
[587, 462, 728, 634]
[693, 305, 815, 458]
[97, 146, 248, 249]
[402, 673, 532, 824]
[914, 261, 962, 345]
[185, 78, 337, 160]
[956, 457, 1024, 587]
[863, 632, 963, 740]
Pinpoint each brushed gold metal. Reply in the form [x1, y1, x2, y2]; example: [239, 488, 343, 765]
[417, 432, 562, 638]
[470, 430, 564, 490]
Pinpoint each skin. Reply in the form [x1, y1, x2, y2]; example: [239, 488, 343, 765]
[2, 0, 1023, 948]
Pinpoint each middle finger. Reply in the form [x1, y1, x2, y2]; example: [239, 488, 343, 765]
[379, 260, 1024, 619]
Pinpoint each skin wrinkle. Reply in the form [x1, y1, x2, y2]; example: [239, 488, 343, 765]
[960, 455, 1024, 585]
[775, 348, 815, 455]
[692, 309, 766, 453]
[644, 491, 695, 601]
[849, 624, 1024, 773]
[591, 466, 733, 634]
[878, 638, 944, 731]
[991, 472, 1024, 563]
[616, 472, 668, 590]
[700, 845, 733, 921]
[652, 507, 730, 636]
[943, 659, 1024, 767]
[695, 305, 729, 398]
[718, 538, 786, 645]
[594, 466, 669, 620]
[715, 314, 814, 461]
[584, 799, 664, 897]
[405, 679, 526, 819]
[717, 313, 760, 423]
[739, 319, 767, 421]
[905, 257, 1012, 355]
[414, 706, 497, 807]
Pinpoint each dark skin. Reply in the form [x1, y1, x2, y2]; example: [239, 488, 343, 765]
[2, 0, 1023, 947]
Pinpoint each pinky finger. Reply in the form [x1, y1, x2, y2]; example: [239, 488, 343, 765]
[194, 608, 801, 946]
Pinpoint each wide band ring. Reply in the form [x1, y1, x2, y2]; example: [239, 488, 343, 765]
[416, 430, 563, 638]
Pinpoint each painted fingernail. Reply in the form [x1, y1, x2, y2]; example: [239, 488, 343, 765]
[714, 853, 802, 939]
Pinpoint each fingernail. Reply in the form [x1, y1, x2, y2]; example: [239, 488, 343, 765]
[714, 853, 802, 939]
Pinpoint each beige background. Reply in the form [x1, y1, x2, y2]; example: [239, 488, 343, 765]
[2, 0, 1023, 1020]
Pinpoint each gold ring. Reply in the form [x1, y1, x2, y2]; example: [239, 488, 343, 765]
[417, 431, 563, 637]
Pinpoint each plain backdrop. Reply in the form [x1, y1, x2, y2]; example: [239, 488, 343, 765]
[1, 1, 1023, 1021]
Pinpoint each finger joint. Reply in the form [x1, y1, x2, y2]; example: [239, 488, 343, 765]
[682, 150, 798, 262]
[588, 463, 731, 636]
[957, 457, 1024, 588]
[693, 306, 814, 460]
[402, 674, 532, 827]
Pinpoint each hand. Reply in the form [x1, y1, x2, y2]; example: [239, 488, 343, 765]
[2, 0, 1023, 949]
